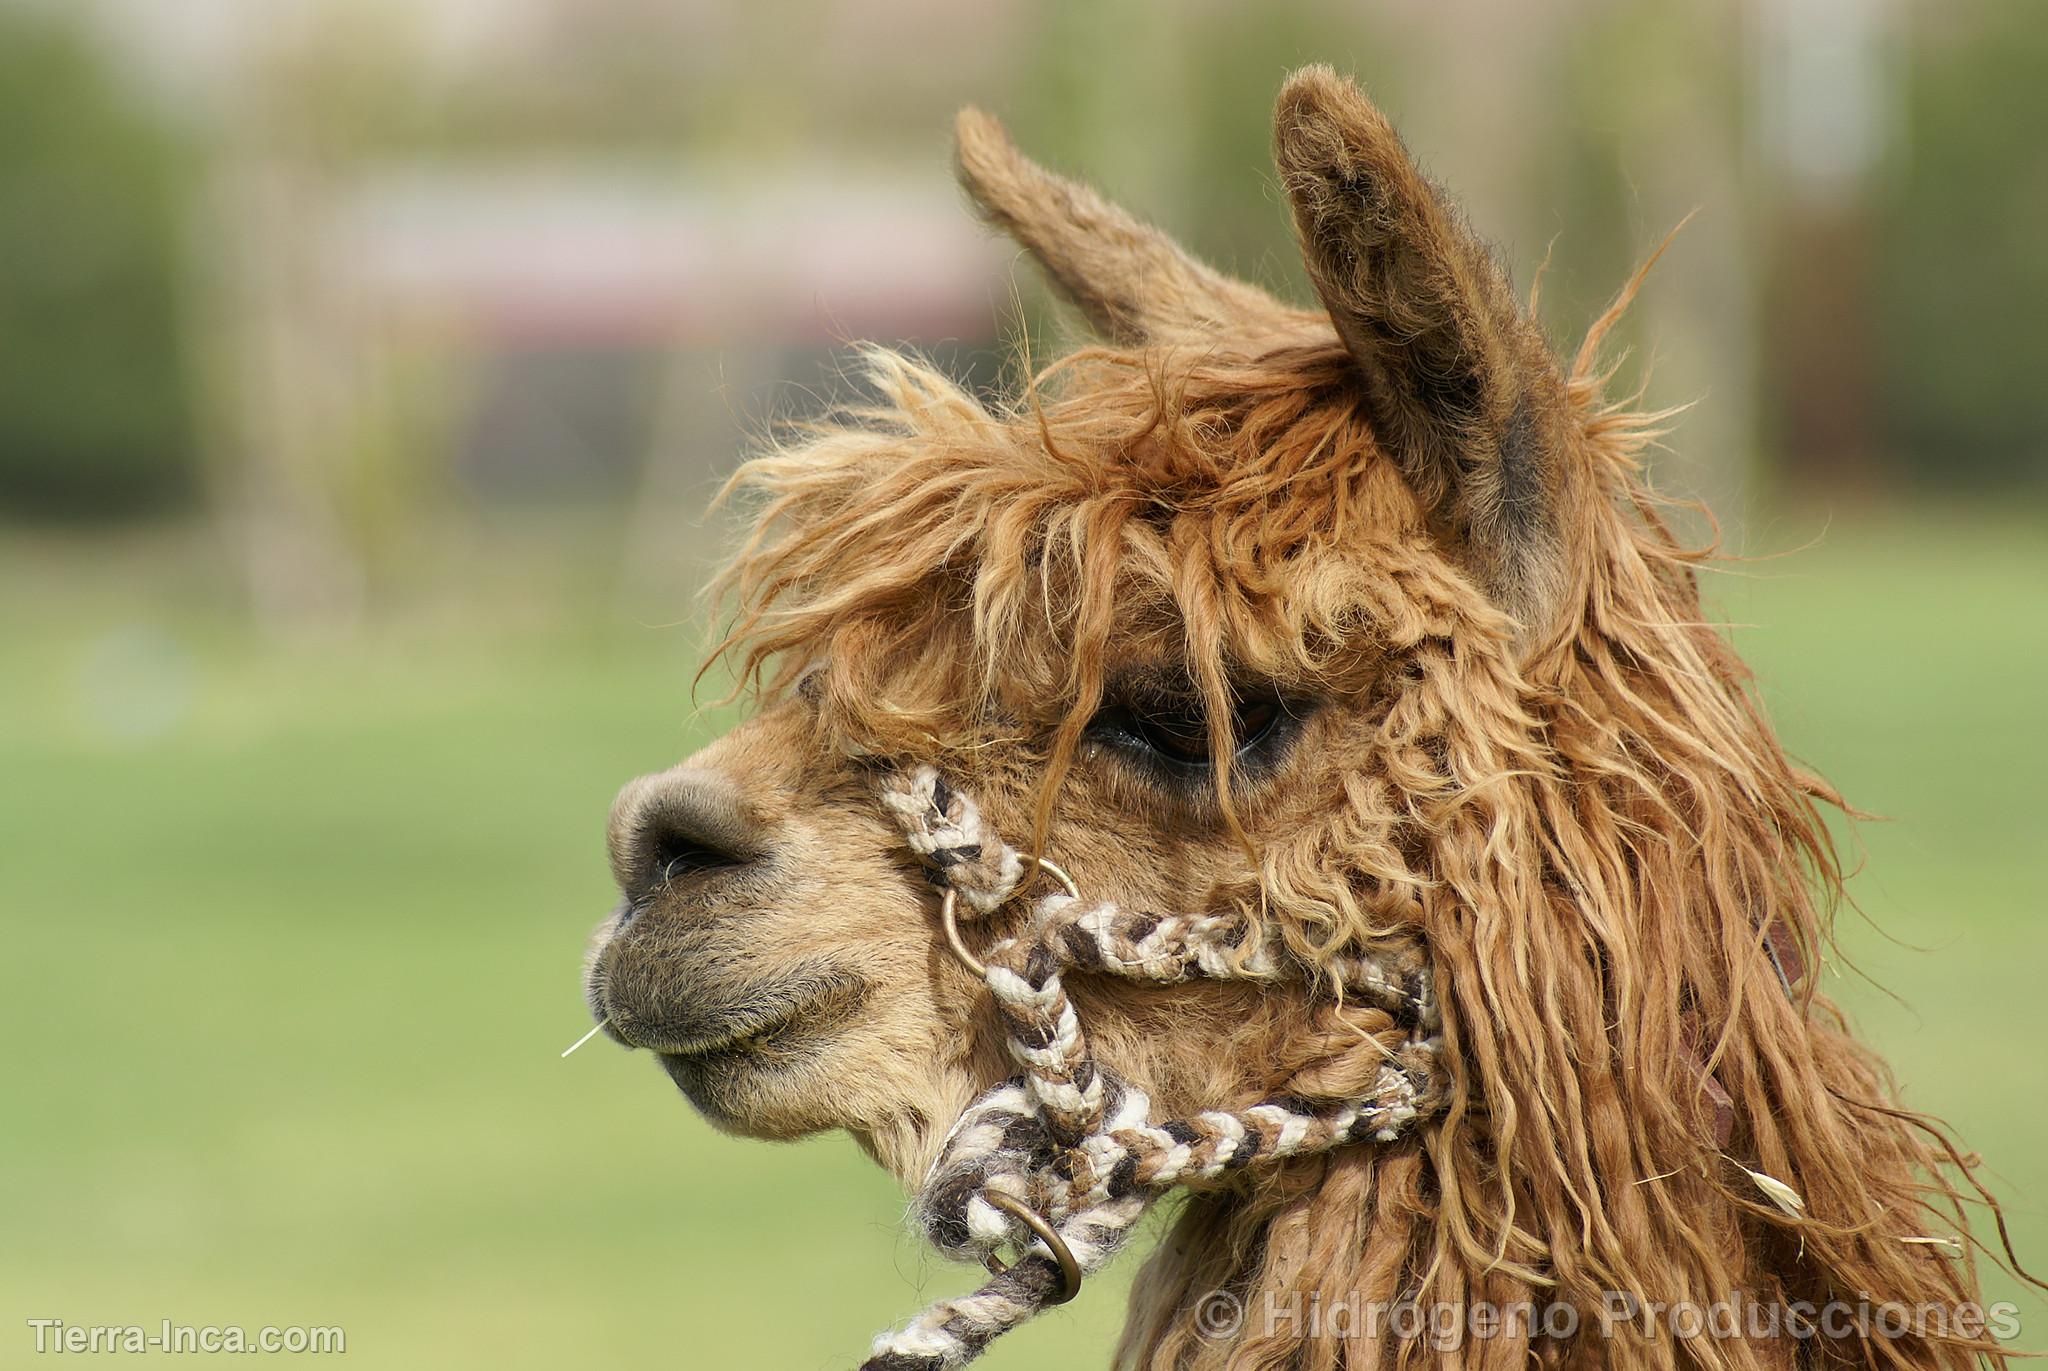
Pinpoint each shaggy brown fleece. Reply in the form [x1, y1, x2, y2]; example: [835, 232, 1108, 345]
[703, 66, 2025, 1371]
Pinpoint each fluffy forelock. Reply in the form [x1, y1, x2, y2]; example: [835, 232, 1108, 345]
[708, 333, 1517, 773]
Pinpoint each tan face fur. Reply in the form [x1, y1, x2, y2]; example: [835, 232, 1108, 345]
[588, 657, 1408, 1182]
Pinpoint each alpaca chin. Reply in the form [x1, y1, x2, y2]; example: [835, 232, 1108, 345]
[849, 1067, 984, 1189]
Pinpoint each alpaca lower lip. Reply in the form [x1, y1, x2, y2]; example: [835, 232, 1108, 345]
[618, 972, 868, 1061]
[657, 1005, 804, 1060]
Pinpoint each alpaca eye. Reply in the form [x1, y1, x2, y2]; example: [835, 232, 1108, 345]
[1089, 692, 1288, 772]
[1129, 702, 1211, 763]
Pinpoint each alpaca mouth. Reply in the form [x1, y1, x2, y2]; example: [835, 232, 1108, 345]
[603, 966, 870, 1067]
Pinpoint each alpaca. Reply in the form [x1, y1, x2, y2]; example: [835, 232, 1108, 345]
[581, 66, 2023, 1371]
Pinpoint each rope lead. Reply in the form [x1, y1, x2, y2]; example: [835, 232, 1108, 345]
[861, 765, 1445, 1371]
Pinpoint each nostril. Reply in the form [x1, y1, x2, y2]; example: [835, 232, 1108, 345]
[651, 829, 746, 884]
[609, 767, 767, 906]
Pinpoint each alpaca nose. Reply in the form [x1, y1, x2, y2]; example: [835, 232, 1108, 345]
[606, 767, 763, 905]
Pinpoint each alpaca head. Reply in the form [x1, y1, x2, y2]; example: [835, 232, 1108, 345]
[586, 65, 1575, 1171]
[584, 66, 2008, 1371]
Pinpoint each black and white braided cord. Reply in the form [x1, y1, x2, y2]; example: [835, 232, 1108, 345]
[859, 767, 1446, 1371]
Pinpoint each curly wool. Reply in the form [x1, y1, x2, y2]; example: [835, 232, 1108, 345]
[708, 274, 2026, 1371]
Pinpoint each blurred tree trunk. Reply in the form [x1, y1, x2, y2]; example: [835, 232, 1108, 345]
[1749, 0, 1899, 496]
[1765, 203, 1880, 493]
[211, 146, 368, 635]
[204, 14, 426, 636]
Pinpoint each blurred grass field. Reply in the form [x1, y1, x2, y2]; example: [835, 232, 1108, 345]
[1, 507, 2044, 1368]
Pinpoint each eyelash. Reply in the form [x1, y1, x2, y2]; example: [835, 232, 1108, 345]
[1084, 689, 1299, 782]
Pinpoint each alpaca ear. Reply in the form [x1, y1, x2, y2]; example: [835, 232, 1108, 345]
[1274, 66, 1573, 612]
[955, 107, 1302, 344]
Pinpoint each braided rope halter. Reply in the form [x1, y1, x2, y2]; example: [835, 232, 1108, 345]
[861, 766, 1448, 1371]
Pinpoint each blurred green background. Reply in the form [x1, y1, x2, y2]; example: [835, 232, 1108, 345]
[1, 1, 2043, 1367]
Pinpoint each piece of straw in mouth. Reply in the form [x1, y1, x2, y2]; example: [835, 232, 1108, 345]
[561, 1020, 609, 1058]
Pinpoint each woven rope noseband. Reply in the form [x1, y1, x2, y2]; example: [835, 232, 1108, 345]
[861, 766, 1448, 1371]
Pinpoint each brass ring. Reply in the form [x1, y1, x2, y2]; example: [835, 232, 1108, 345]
[939, 887, 986, 977]
[939, 857, 1080, 980]
[1034, 858, 1081, 900]
[979, 1191, 1083, 1304]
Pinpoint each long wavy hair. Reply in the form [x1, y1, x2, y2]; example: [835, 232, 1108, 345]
[707, 67, 2029, 1371]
